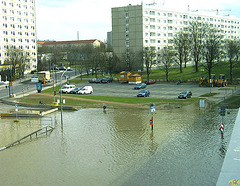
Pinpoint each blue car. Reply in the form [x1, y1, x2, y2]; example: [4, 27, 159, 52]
[137, 90, 150, 97]
[134, 83, 147, 89]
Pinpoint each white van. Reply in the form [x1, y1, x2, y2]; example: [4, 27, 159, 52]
[59, 84, 76, 94]
[77, 86, 93, 94]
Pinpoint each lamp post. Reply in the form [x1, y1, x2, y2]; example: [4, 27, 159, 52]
[60, 70, 67, 126]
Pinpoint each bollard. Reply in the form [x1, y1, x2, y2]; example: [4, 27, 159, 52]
[150, 116, 153, 131]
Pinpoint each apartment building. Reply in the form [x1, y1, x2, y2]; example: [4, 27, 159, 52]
[0, 0, 37, 73]
[112, 3, 240, 58]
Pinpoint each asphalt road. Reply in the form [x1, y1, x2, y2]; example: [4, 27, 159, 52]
[73, 81, 234, 100]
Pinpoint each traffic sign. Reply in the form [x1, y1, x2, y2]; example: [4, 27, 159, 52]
[220, 106, 226, 116]
[36, 82, 42, 91]
[15, 104, 18, 112]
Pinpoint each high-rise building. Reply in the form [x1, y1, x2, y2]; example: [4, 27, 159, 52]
[0, 0, 37, 73]
[112, 3, 240, 58]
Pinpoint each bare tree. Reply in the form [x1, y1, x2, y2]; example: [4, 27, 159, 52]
[188, 21, 208, 72]
[174, 31, 191, 73]
[141, 47, 156, 81]
[158, 47, 177, 81]
[225, 39, 240, 83]
[4, 45, 28, 80]
[202, 28, 223, 79]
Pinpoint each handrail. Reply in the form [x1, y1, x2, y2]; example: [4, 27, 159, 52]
[0, 126, 54, 151]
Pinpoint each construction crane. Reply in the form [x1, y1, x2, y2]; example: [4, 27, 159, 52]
[191, 8, 231, 15]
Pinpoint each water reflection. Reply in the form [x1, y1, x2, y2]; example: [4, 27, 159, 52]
[0, 104, 237, 185]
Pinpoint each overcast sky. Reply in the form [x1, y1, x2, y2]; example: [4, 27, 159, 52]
[36, 0, 240, 42]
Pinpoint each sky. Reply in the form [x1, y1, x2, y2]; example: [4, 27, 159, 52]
[36, 0, 240, 42]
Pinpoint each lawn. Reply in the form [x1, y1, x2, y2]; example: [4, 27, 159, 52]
[77, 61, 240, 83]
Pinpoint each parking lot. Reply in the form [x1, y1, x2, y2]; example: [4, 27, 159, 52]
[74, 81, 232, 100]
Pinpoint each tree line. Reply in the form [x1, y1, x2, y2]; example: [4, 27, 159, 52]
[143, 20, 240, 83]
[2, 20, 239, 83]
[38, 21, 239, 83]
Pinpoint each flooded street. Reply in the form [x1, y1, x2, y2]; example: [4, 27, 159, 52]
[0, 103, 238, 185]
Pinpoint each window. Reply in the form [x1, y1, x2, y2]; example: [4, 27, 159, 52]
[150, 25, 155, 29]
[150, 39, 156, 43]
[150, 11, 155, 15]
[150, 32, 156, 36]
[150, 18, 155, 22]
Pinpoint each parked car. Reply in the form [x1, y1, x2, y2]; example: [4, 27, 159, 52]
[134, 83, 147, 89]
[0, 81, 9, 85]
[59, 84, 76, 94]
[77, 86, 93, 94]
[51, 66, 59, 70]
[101, 78, 109, 83]
[178, 91, 192, 99]
[59, 66, 67, 71]
[67, 67, 73, 71]
[137, 90, 150, 97]
[69, 87, 81, 94]
[95, 78, 103, 83]
[89, 78, 97, 83]
[145, 79, 156, 85]
[105, 77, 113, 82]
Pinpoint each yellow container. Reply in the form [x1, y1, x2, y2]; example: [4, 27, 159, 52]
[51, 102, 59, 107]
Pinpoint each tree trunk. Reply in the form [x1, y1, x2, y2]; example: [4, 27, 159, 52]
[230, 59, 233, 83]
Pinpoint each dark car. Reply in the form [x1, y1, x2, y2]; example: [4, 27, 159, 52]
[137, 90, 150, 97]
[69, 87, 81, 94]
[145, 79, 156, 85]
[178, 91, 192, 99]
[51, 66, 59, 70]
[95, 78, 103, 83]
[101, 78, 109, 83]
[59, 66, 67, 71]
[134, 83, 147, 89]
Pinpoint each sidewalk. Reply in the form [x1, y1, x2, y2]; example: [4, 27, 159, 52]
[216, 108, 240, 185]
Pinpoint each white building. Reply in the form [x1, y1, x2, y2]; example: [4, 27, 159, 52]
[0, 0, 37, 73]
[112, 3, 240, 58]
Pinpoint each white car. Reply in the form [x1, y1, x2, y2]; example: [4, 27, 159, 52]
[59, 84, 76, 94]
[0, 81, 9, 85]
[77, 86, 93, 94]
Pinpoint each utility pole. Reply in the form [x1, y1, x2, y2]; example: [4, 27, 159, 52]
[60, 70, 67, 126]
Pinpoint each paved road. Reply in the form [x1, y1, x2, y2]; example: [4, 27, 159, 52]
[0, 70, 80, 99]
[73, 81, 238, 101]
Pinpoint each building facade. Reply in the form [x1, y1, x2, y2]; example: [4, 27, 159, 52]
[37, 39, 104, 63]
[37, 39, 104, 49]
[0, 0, 37, 73]
[112, 3, 240, 58]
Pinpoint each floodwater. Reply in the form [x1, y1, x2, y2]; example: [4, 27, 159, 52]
[0, 103, 238, 186]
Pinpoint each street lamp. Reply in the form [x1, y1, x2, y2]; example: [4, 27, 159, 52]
[60, 70, 67, 126]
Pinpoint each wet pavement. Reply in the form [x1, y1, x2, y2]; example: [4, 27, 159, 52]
[217, 109, 240, 186]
